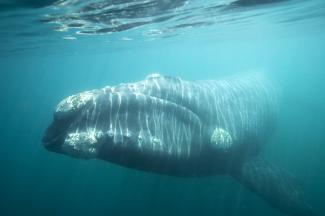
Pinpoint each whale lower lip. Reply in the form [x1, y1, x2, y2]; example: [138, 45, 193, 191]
[42, 126, 66, 153]
[42, 115, 74, 152]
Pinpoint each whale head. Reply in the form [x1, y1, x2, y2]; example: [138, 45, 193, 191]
[42, 80, 202, 161]
[42, 89, 103, 159]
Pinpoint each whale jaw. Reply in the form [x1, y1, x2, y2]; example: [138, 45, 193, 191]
[42, 84, 203, 162]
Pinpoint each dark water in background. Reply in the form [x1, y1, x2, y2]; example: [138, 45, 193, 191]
[1, 0, 325, 215]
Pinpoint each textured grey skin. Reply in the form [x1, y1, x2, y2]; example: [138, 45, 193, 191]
[43, 74, 314, 216]
[43, 74, 276, 175]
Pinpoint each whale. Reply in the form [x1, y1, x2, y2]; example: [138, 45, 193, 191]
[43, 73, 314, 216]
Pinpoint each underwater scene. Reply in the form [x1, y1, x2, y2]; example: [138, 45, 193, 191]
[1, 0, 325, 215]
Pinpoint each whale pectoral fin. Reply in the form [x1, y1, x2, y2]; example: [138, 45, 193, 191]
[230, 157, 315, 216]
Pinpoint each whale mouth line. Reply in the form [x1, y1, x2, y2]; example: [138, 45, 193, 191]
[105, 85, 203, 126]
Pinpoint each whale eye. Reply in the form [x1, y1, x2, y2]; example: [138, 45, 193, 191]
[54, 90, 96, 120]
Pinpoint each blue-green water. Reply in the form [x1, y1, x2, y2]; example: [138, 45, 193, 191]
[1, 0, 325, 215]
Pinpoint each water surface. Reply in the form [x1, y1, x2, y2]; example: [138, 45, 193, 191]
[1, 0, 325, 215]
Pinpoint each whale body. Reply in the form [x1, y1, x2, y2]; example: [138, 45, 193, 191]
[43, 74, 314, 216]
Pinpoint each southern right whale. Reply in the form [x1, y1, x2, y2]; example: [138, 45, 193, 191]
[43, 73, 314, 216]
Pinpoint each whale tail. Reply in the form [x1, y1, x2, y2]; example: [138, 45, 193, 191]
[230, 157, 315, 216]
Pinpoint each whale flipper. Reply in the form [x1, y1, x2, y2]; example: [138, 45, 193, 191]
[230, 157, 314, 216]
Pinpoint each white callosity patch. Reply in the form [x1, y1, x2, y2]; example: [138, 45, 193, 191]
[146, 73, 163, 79]
[62, 130, 103, 159]
[210, 128, 233, 151]
[150, 136, 163, 151]
[56, 90, 96, 114]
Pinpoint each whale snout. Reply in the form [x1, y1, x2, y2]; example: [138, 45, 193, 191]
[42, 116, 71, 153]
[54, 90, 98, 120]
[42, 90, 99, 154]
[42, 87, 145, 158]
